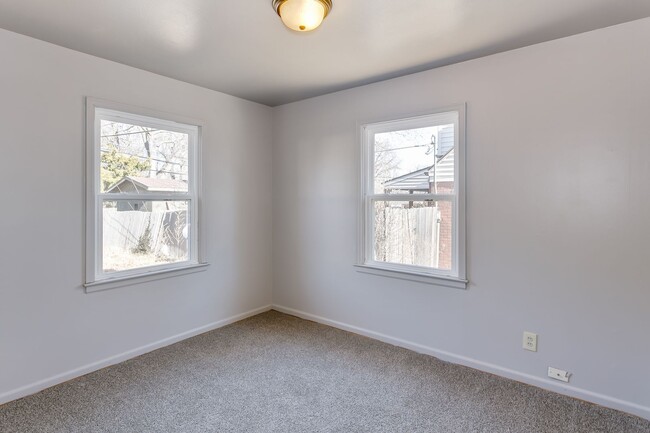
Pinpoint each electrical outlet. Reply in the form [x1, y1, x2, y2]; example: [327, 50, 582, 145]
[548, 367, 570, 382]
[523, 331, 537, 352]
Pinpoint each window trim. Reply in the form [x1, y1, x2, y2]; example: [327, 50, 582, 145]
[356, 105, 467, 289]
[84, 97, 206, 291]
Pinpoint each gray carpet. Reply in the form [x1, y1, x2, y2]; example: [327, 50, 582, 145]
[1, 311, 649, 433]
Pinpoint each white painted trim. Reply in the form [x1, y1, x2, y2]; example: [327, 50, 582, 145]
[357, 105, 467, 285]
[0, 305, 272, 406]
[354, 264, 468, 289]
[271, 304, 650, 421]
[84, 262, 209, 293]
[85, 97, 205, 288]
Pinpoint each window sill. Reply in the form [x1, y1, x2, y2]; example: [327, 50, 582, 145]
[84, 263, 209, 293]
[354, 264, 468, 289]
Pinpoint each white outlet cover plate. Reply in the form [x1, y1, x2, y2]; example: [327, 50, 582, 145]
[548, 367, 570, 382]
[523, 331, 538, 351]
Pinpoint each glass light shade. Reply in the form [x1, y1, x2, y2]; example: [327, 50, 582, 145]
[278, 0, 328, 32]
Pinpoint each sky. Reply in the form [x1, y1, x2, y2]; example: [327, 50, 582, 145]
[375, 124, 451, 183]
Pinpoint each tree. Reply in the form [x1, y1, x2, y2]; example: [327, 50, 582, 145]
[132, 218, 153, 255]
[161, 209, 187, 259]
[100, 122, 188, 182]
[374, 137, 401, 190]
[101, 145, 150, 191]
[373, 137, 402, 261]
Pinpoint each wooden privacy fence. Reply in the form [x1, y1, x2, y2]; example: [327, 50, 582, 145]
[103, 208, 188, 259]
[375, 205, 441, 268]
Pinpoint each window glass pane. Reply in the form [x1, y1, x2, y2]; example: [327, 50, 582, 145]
[102, 200, 190, 273]
[374, 124, 455, 195]
[100, 120, 189, 193]
[373, 200, 452, 270]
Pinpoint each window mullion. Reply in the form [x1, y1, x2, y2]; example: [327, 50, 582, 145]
[99, 193, 191, 201]
[367, 194, 455, 202]
[360, 107, 465, 283]
[87, 99, 202, 287]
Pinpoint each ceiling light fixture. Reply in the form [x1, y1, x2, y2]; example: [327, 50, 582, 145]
[272, 0, 332, 32]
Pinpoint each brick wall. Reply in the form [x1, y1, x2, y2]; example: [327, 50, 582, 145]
[434, 182, 454, 270]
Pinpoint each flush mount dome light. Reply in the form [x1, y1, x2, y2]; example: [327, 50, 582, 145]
[273, 0, 333, 32]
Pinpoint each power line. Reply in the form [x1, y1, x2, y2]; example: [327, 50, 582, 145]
[101, 167, 188, 177]
[375, 144, 430, 153]
[375, 135, 437, 154]
[100, 148, 188, 166]
[100, 129, 185, 139]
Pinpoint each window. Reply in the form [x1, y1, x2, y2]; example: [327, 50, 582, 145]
[85, 98, 204, 289]
[358, 107, 466, 288]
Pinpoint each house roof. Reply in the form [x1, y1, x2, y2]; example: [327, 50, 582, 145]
[383, 167, 431, 191]
[106, 176, 187, 193]
[383, 125, 455, 192]
[383, 150, 454, 192]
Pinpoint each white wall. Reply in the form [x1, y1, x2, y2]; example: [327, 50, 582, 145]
[0, 29, 273, 401]
[2, 16, 649, 420]
[272, 18, 650, 419]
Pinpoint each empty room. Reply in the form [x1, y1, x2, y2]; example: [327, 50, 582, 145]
[1, 1, 649, 432]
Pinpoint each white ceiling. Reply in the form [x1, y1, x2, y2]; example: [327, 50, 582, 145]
[1, 1, 649, 106]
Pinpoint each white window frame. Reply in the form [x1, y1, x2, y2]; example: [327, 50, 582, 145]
[84, 98, 207, 292]
[356, 105, 467, 289]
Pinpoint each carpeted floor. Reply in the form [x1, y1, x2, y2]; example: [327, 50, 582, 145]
[1, 311, 649, 433]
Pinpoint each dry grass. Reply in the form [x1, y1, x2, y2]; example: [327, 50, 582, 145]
[102, 248, 179, 273]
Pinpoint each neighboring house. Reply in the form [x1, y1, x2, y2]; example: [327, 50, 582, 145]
[381, 150, 454, 193]
[381, 126, 455, 269]
[382, 125, 455, 195]
[106, 176, 187, 212]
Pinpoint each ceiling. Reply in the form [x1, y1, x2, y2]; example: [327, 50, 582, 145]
[1, 1, 649, 106]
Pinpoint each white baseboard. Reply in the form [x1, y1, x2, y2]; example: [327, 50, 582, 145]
[4, 303, 648, 421]
[0, 304, 273, 406]
[272, 304, 650, 421]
